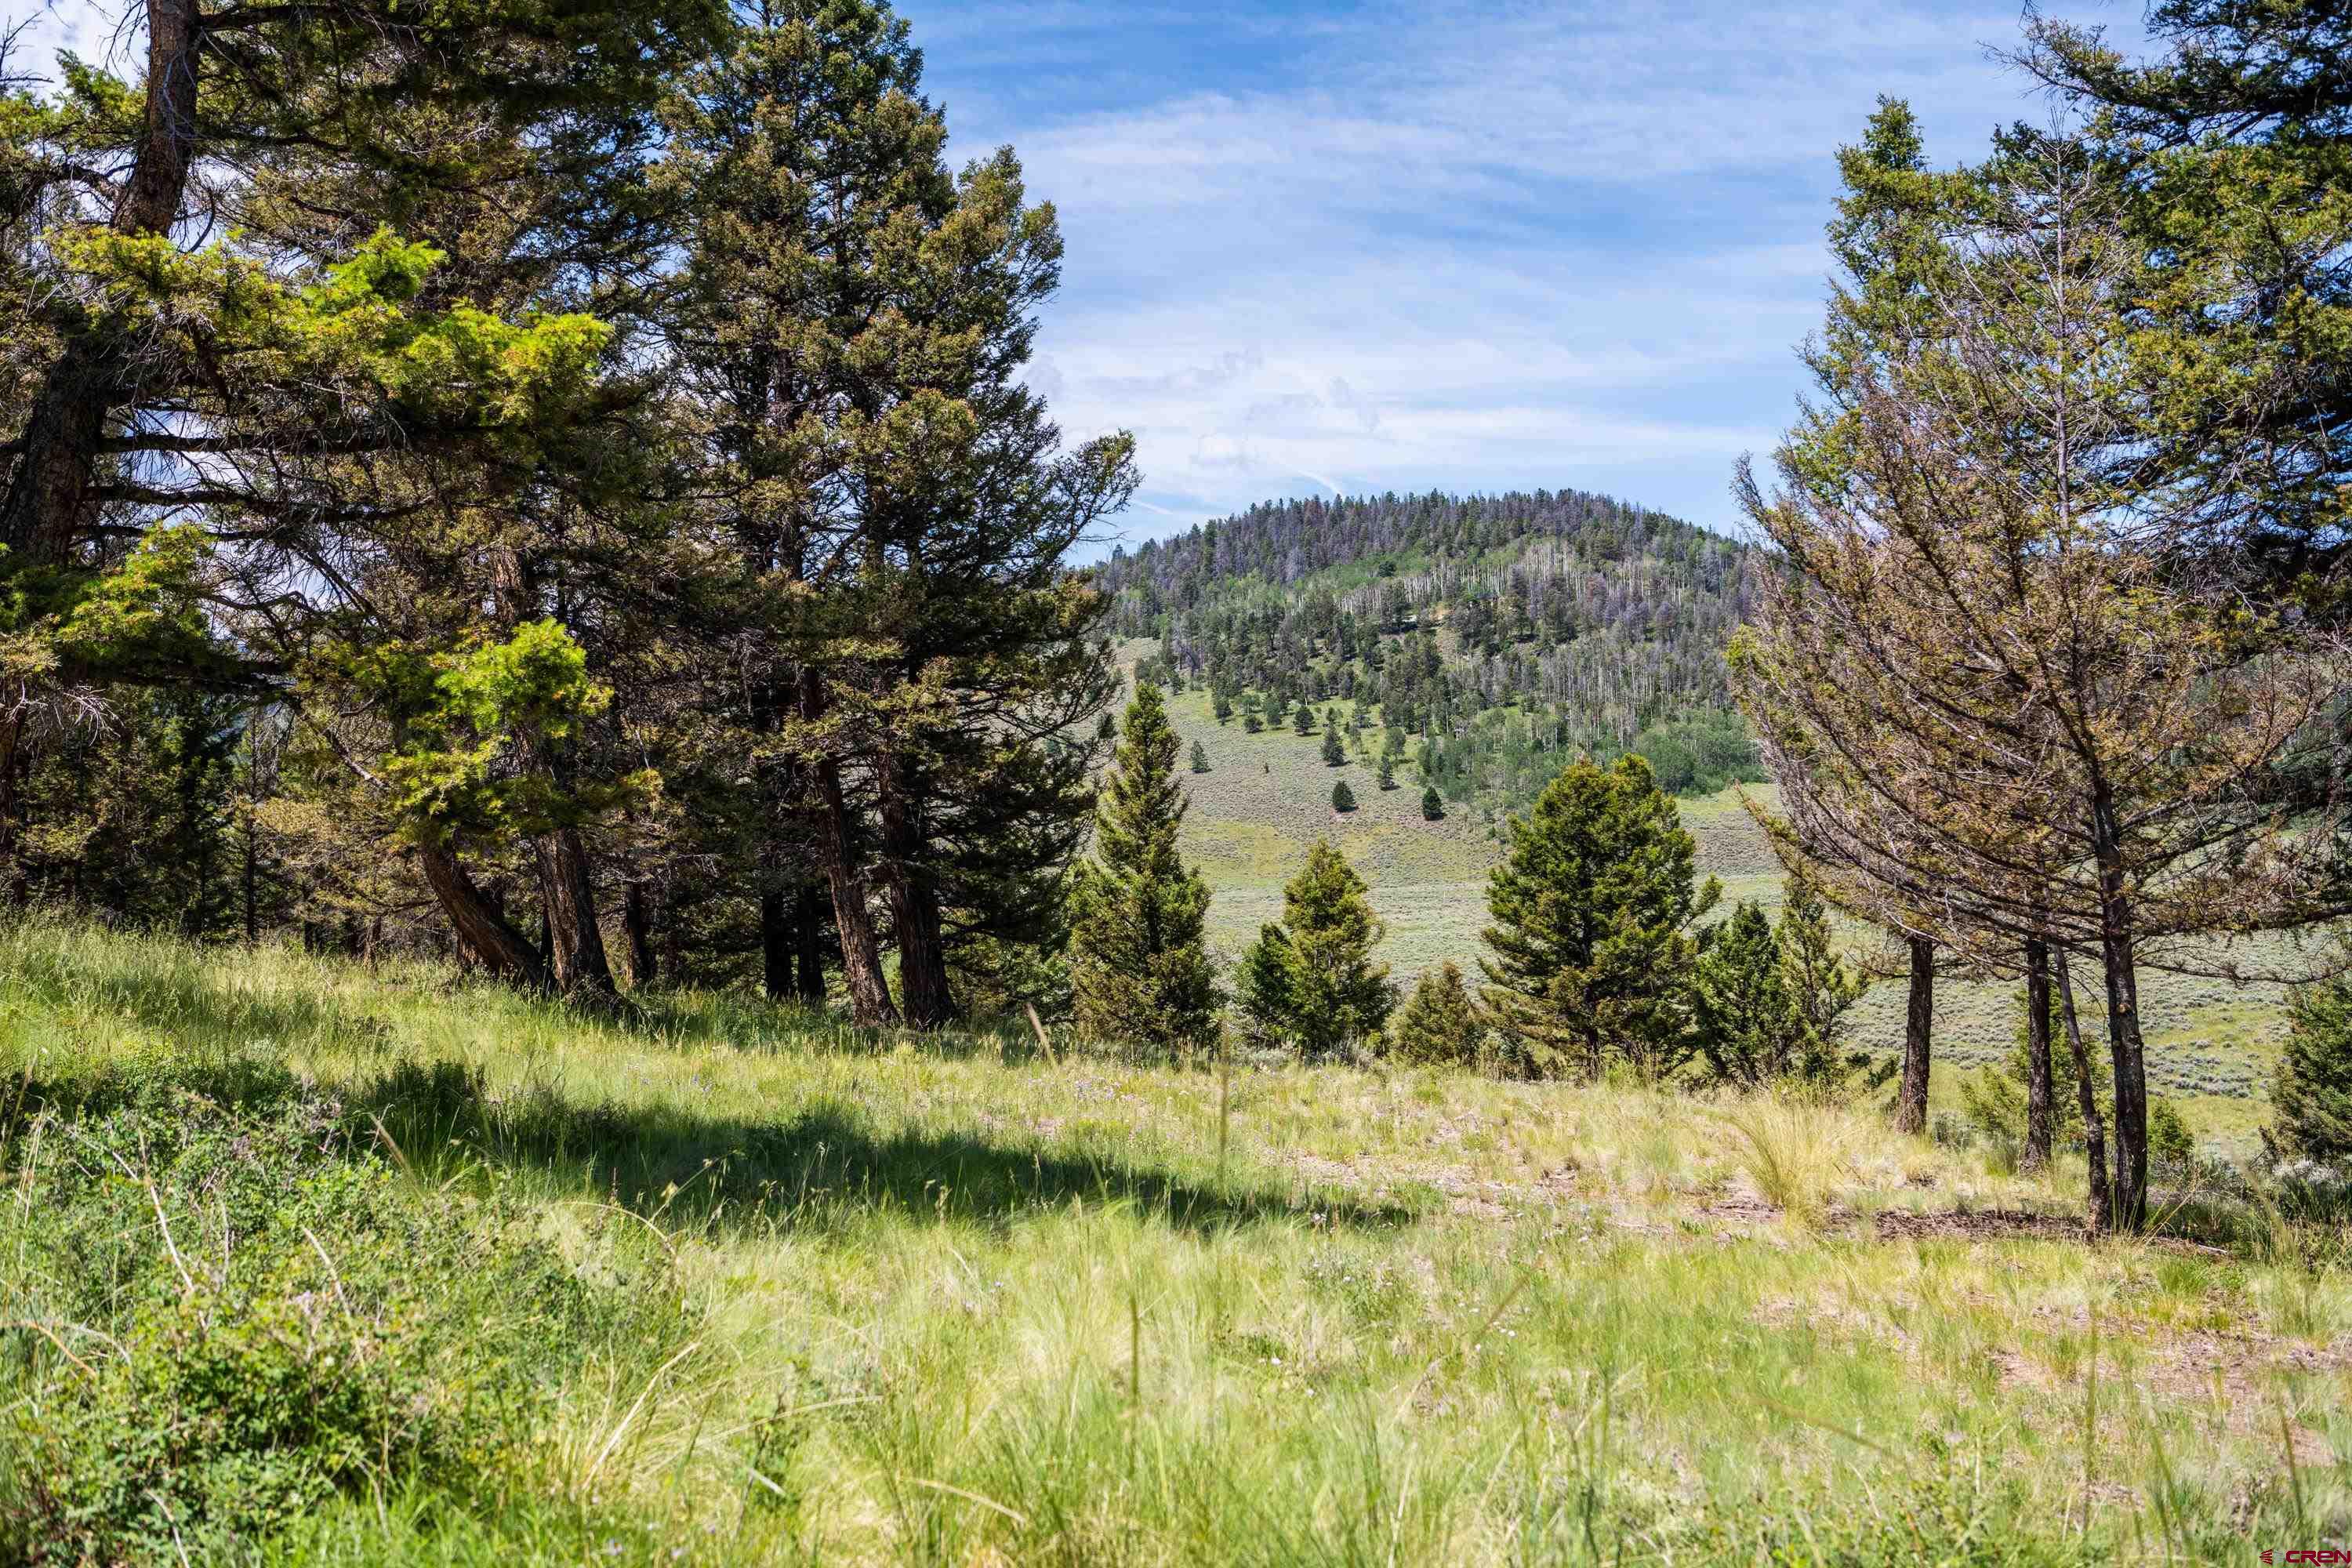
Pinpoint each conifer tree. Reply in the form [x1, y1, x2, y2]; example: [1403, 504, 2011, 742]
[1330, 780, 1356, 813]
[2267, 978, 2352, 1167]
[1480, 756, 1719, 1080]
[1390, 960, 1486, 1067]
[1321, 721, 1346, 767]
[1421, 786, 1444, 821]
[1377, 754, 1397, 790]
[1190, 740, 1210, 774]
[1291, 702, 1314, 737]
[1690, 902, 1799, 1087]
[1237, 840, 1394, 1058]
[1067, 684, 1221, 1055]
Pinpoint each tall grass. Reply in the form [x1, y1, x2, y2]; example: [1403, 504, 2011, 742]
[1, 917, 2347, 1564]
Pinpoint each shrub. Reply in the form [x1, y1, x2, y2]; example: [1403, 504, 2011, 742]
[2, 1069, 673, 1563]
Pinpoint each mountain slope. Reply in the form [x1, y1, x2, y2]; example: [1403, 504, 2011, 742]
[1097, 488, 1766, 813]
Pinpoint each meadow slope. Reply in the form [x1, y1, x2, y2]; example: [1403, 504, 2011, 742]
[0, 924, 2344, 1564]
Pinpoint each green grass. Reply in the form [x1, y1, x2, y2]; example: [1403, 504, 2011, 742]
[2, 920, 2347, 1563]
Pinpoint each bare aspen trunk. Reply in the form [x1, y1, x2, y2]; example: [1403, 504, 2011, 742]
[2024, 937, 2054, 1171]
[417, 840, 550, 989]
[1897, 935, 1933, 1134]
[2055, 948, 2111, 1233]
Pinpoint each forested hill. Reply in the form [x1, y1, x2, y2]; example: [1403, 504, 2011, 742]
[1093, 489, 1767, 808]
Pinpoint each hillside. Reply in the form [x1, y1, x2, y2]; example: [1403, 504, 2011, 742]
[1, 923, 2343, 1564]
[1107, 489, 2296, 1156]
[1097, 490, 1767, 813]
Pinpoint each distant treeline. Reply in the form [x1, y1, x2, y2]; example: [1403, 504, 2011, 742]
[1095, 490, 1766, 804]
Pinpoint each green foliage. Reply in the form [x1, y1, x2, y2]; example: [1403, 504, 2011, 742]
[3, 1067, 673, 1563]
[1689, 888, 1879, 1097]
[1388, 960, 1486, 1067]
[2266, 975, 2352, 1166]
[1321, 722, 1346, 766]
[1421, 785, 1443, 820]
[1959, 989, 2193, 1170]
[1237, 840, 1396, 1058]
[337, 620, 637, 842]
[1480, 755, 1719, 1080]
[1189, 739, 1210, 774]
[1330, 779, 1356, 812]
[1067, 684, 1222, 1054]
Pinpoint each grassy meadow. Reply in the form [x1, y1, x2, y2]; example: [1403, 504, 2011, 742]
[1148, 662, 2302, 1158]
[2, 920, 2347, 1563]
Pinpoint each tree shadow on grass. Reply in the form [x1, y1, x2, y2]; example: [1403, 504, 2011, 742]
[350, 1058, 1423, 1238]
[2, 1047, 1424, 1240]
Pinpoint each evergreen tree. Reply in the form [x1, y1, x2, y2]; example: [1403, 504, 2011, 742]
[1421, 786, 1444, 821]
[1777, 879, 1871, 1068]
[1237, 840, 1395, 1058]
[1378, 753, 1397, 790]
[2267, 978, 2352, 1167]
[1390, 961, 1486, 1066]
[1190, 740, 1210, 774]
[1330, 780, 1356, 813]
[1479, 756, 1719, 1080]
[1214, 689, 1235, 724]
[1066, 684, 1221, 1055]
[1098, 713, 1119, 741]
[1290, 702, 1314, 736]
[1321, 721, 1346, 766]
[1690, 902, 1800, 1087]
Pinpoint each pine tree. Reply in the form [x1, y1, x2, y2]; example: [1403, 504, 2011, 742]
[1190, 740, 1210, 774]
[1330, 780, 1356, 813]
[1421, 786, 1444, 821]
[1098, 713, 1119, 742]
[1378, 754, 1397, 790]
[2267, 978, 2352, 1167]
[1391, 961, 1486, 1066]
[1321, 721, 1346, 767]
[1214, 689, 1235, 724]
[1777, 879, 1870, 1068]
[1690, 902, 1800, 1087]
[1238, 840, 1395, 1058]
[1067, 684, 1222, 1055]
[1290, 702, 1314, 736]
[1480, 756, 1719, 1080]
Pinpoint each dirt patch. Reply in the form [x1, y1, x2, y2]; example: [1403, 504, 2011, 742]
[1875, 1208, 2092, 1245]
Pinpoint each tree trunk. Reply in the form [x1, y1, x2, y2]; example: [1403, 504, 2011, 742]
[760, 887, 794, 1003]
[623, 879, 656, 990]
[2090, 792, 2150, 1232]
[2024, 936, 2053, 1171]
[532, 821, 617, 1001]
[2054, 948, 2111, 1233]
[1897, 935, 1933, 1134]
[879, 760, 955, 1029]
[793, 884, 826, 1003]
[800, 669, 896, 1025]
[417, 839, 550, 989]
[1, 0, 201, 562]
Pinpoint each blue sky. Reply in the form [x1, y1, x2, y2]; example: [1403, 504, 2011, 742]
[11, 0, 2143, 548]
